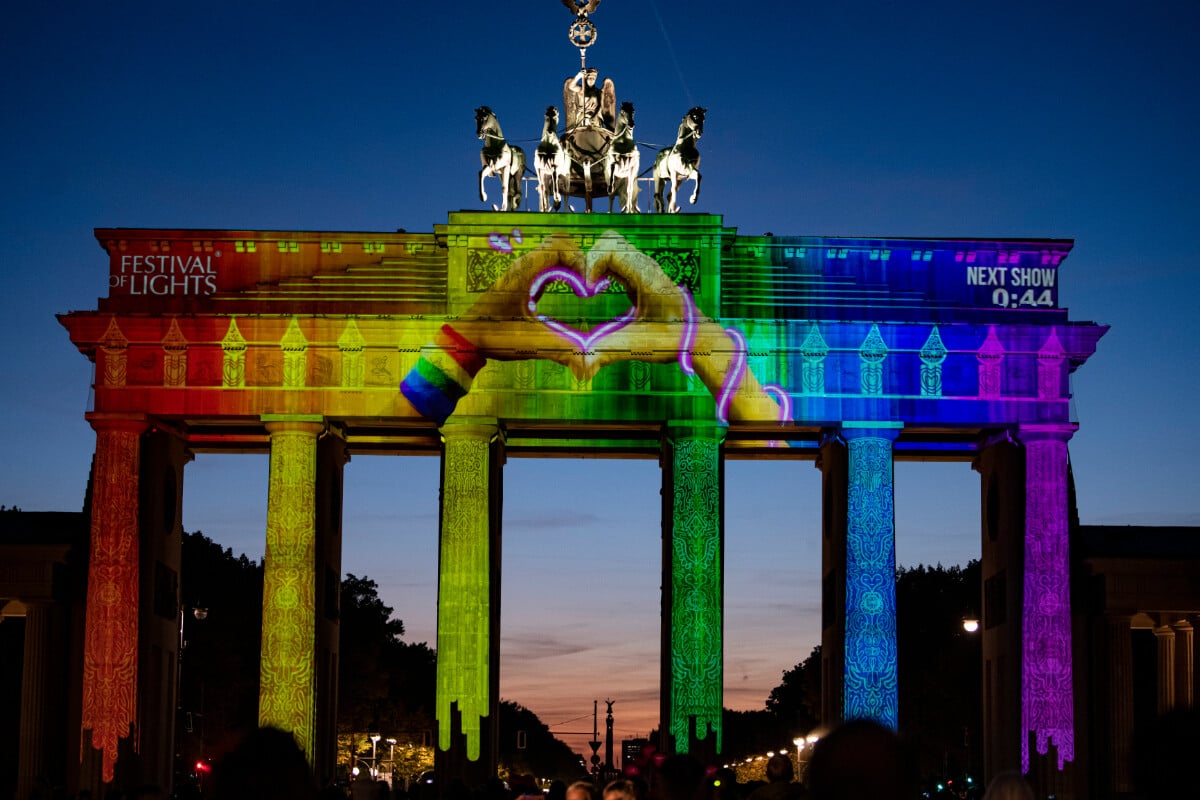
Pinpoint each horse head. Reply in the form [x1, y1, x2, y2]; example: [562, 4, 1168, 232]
[619, 101, 635, 128]
[686, 106, 706, 139]
[475, 106, 497, 139]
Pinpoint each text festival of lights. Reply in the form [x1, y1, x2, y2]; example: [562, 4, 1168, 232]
[111, 253, 218, 296]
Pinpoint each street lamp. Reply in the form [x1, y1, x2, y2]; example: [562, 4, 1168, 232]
[962, 617, 980, 634]
[369, 733, 381, 778]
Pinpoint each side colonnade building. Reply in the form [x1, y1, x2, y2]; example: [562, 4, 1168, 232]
[53, 212, 1106, 795]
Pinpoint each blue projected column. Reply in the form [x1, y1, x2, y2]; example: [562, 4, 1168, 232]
[843, 423, 901, 729]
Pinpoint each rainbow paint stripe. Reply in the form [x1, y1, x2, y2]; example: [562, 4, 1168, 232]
[400, 325, 487, 425]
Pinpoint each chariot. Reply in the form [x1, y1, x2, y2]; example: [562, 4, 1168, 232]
[476, 0, 703, 214]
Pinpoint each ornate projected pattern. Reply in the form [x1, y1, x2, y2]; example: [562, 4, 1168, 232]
[221, 319, 246, 388]
[281, 317, 308, 388]
[436, 432, 492, 761]
[1021, 429, 1075, 771]
[100, 318, 128, 388]
[669, 436, 723, 752]
[162, 318, 188, 387]
[81, 421, 144, 783]
[338, 319, 365, 389]
[919, 327, 947, 397]
[859, 325, 887, 396]
[259, 423, 319, 759]
[801, 323, 828, 395]
[844, 433, 898, 729]
[977, 327, 1003, 399]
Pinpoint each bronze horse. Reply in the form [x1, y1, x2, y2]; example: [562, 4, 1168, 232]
[475, 106, 526, 211]
[653, 106, 705, 213]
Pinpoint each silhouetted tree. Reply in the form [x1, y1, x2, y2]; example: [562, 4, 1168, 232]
[763, 561, 982, 783]
[498, 700, 586, 782]
[765, 645, 822, 736]
[179, 532, 264, 762]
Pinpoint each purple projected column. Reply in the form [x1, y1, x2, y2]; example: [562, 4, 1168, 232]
[1018, 423, 1075, 771]
[843, 423, 901, 729]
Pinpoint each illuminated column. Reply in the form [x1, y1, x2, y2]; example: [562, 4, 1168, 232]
[1018, 423, 1075, 772]
[259, 416, 323, 760]
[81, 414, 148, 786]
[661, 423, 724, 757]
[842, 422, 901, 729]
[436, 419, 503, 782]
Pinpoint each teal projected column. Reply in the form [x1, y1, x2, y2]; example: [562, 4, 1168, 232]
[259, 417, 323, 760]
[665, 424, 724, 754]
[436, 421, 498, 762]
[843, 423, 901, 729]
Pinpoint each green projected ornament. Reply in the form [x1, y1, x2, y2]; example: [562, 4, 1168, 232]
[669, 434, 723, 752]
[436, 425, 494, 761]
[259, 420, 321, 759]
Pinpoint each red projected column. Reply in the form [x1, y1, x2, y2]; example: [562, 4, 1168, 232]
[81, 415, 148, 784]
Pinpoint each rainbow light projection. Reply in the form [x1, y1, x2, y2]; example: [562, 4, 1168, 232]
[81, 419, 145, 783]
[436, 425, 494, 761]
[63, 219, 1108, 779]
[258, 420, 321, 759]
[1020, 426, 1075, 771]
[668, 433, 723, 753]
[843, 426, 900, 729]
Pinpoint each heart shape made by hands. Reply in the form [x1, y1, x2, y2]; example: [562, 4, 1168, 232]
[526, 266, 636, 351]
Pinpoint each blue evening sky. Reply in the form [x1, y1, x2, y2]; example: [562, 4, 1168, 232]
[2, 0, 1197, 755]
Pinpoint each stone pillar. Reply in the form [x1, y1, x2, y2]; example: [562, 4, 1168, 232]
[1154, 624, 1177, 715]
[817, 432, 848, 728]
[1102, 614, 1134, 794]
[435, 419, 503, 786]
[841, 423, 901, 729]
[17, 602, 53, 800]
[136, 428, 189, 793]
[1018, 423, 1076, 774]
[259, 416, 324, 760]
[313, 429, 348, 787]
[81, 414, 149, 789]
[974, 433, 1024, 781]
[1174, 620, 1194, 709]
[660, 422, 724, 759]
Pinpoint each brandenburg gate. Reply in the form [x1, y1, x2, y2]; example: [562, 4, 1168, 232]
[56, 212, 1105, 794]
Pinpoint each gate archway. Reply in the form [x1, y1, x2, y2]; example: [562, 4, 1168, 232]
[58, 212, 1106, 793]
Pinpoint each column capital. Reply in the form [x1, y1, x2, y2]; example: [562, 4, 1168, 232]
[840, 421, 902, 442]
[262, 414, 325, 436]
[665, 419, 727, 442]
[439, 416, 501, 443]
[85, 412, 150, 435]
[1016, 422, 1077, 445]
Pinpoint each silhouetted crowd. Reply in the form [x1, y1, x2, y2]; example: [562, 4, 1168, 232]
[179, 707, 1200, 800]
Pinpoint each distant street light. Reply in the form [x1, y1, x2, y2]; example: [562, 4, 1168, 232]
[370, 733, 381, 778]
[962, 618, 980, 633]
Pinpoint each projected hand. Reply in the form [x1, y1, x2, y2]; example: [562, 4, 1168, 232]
[582, 230, 784, 423]
[454, 232, 595, 375]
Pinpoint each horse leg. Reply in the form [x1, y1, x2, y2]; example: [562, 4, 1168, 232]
[690, 171, 702, 205]
[479, 167, 488, 204]
[653, 175, 664, 214]
[668, 173, 681, 213]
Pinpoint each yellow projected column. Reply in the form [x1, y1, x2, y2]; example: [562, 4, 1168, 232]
[259, 416, 323, 760]
[436, 420, 499, 764]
